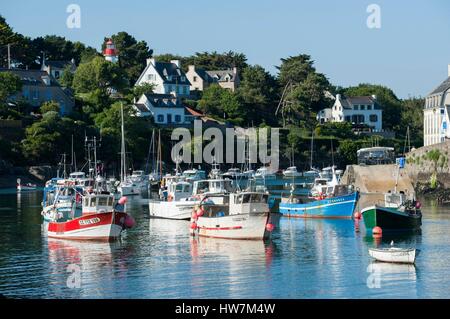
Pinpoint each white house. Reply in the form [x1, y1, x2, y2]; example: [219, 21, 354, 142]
[135, 58, 191, 97]
[317, 94, 383, 131]
[132, 93, 187, 125]
[423, 65, 450, 146]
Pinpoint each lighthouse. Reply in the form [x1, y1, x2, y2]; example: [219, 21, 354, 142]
[103, 39, 118, 63]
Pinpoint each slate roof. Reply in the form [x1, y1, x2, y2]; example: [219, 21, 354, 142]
[143, 93, 183, 108]
[0, 68, 59, 86]
[429, 76, 450, 95]
[134, 103, 149, 113]
[137, 61, 191, 86]
[43, 60, 74, 69]
[205, 69, 237, 82]
[338, 95, 381, 110]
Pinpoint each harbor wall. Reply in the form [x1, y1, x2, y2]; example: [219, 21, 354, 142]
[404, 140, 450, 188]
[341, 164, 416, 210]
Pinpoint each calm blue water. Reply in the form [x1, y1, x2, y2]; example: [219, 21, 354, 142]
[1, 188, 450, 298]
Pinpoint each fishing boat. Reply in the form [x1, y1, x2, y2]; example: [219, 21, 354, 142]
[149, 178, 233, 220]
[149, 180, 199, 220]
[16, 178, 37, 192]
[280, 166, 358, 219]
[361, 157, 422, 231]
[361, 192, 422, 231]
[222, 168, 243, 180]
[190, 191, 278, 240]
[44, 193, 134, 241]
[369, 242, 418, 264]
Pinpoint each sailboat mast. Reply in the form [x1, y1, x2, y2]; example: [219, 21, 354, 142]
[158, 130, 162, 178]
[310, 130, 314, 169]
[120, 103, 126, 183]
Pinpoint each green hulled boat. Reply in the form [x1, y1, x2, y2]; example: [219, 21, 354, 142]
[362, 192, 422, 231]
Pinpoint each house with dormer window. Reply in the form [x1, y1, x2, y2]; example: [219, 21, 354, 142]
[186, 65, 240, 92]
[317, 94, 383, 131]
[135, 58, 191, 97]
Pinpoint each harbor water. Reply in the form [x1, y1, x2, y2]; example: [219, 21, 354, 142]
[1, 187, 450, 298]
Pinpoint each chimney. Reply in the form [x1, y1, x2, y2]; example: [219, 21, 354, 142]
[41, 75, 51, 86]
[146, 58, 155, 66]
[170, 59, 180, 68]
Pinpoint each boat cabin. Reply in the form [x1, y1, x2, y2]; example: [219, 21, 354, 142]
[69, 172, 86, 180]
[166, 181, 192, 201]
[201, 191, 269, 217]
[82, 194, 116, 215]
[384, 192, 406, 208]
[192, 179, 234, 196]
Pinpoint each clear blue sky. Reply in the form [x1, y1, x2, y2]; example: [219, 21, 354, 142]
[2, 0, 450, 98]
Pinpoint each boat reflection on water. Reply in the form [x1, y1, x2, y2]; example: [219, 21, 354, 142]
[367, 261, 417, 295]
[45, 238, 125, 297]
[189, 236, 275, 267]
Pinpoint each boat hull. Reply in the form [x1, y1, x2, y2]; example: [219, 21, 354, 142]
[279, 192, 358, 219]
[149, 200, 199, 220]
[362, 205, 422, 231]
[369, 248, 417, 264]
[46, 211, 128, 241]
[192, 212, 270, 240]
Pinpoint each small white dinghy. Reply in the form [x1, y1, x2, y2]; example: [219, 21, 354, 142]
[368, 241, 418, 264]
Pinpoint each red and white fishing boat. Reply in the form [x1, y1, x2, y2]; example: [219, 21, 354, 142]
[45, 193, 134, 241]
[190, 191, 278, 240]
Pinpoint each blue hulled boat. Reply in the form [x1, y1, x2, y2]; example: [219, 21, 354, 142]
[279, 191, 359, 219]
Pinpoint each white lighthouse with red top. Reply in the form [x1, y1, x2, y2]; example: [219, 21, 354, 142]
[103, 38, 118, 63]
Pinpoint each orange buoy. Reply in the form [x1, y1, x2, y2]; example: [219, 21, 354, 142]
[354, 211, 361, 219]
[190, 222, 197, 230]
[266, 223, 275, 232]
[372, 226, 382, 236]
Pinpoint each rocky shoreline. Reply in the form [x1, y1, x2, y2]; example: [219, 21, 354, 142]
[0, 165, 56, 189]
[415, 181, 450, 204]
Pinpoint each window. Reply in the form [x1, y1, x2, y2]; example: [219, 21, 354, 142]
[193, 76, 197, 82]
[353, 105, 359, 110]
[157, 114, 164, 122]
[345, 116, 351, 122]
[367, 105, 372, 110]
[369, 114, 378, 122]
[167, 114, 172, 123]
[181, 76, 186, 82]
[360, 105, 365, 110]
[175, 115, 181, 122]
[147, 74, 154, 80]
[54, 71, 60, 79]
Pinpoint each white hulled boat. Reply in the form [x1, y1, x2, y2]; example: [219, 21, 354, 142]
[190, 191, 278, 240]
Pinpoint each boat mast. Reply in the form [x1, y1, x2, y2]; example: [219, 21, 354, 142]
[158, 129, 162, 179]
[310, 130, 314, 170]
[120, 103, 126, 183]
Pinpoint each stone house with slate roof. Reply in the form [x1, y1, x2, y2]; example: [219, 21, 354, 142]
[41, 59, 76, 80]
[0, 68, 74, 115]
[135, 58, 191, 97]
[423, 65, 450, 146]
[186, 65, 240, 92]
[317, 94, 383, 131]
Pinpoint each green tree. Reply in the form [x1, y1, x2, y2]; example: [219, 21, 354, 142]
[133, 83, 155, 99]
[59, 64, 74, 88]
[400, 97, 424, 147]
[104, 32, 153, 83]
[72, 56, 127, 93]
[0, 72, 22, 105]
[237, 65, 278, 125]
[276, 54, 331, 126]
[40, 101, 60, 114]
